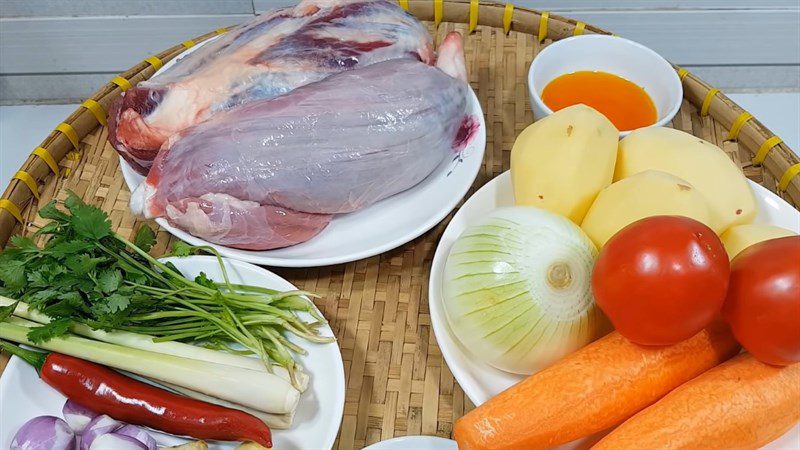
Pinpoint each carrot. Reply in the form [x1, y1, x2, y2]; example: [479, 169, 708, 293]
[592, 353, 800, 450]
[453, 320, 740, 450]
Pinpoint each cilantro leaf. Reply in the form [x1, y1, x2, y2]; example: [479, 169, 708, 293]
[63, 191, 83, 212]
[65, 255, 105, 276]
[163, 261, 181, 275]
[26, 318, 73, 343]
[40, 292, 88, 318]
[10, 236, 38, 252]
[170, 241, 194, 257]
[33, 221, 61, 237]
[133, 225, 156, 253]
[91, 293, 131, 317]
[38, 200, 68, 222]
[45, 240, 93, 256]
[0, 260, 27, 290]
[195, 271, 216, 289]
[0, 301, 18, 322]
[64, 192, 111, 240]
[107, 293, 131, 313]
[26, 288, 60, 306]
[97, 269, 122, 293]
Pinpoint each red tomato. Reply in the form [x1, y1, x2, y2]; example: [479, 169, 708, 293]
[592, 216, 730, 346]
[723, 236, 800, 366]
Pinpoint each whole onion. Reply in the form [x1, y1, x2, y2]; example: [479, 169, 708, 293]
[11, 416, 76, 450]
[442, 206, 610, 374]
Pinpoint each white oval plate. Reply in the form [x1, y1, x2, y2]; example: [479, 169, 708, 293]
[428, 171, 800, 449]
[363, 436, 457, 450]
[0, 255, 345, 450]
[120, 38, 486, 268]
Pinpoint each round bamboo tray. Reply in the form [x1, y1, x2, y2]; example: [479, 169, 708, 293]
[1, 1, 799, 449]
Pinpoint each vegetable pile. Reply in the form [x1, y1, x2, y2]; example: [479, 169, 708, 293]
[0, 192, 332, 385]
[0, 193, 338, 446]
[445, 104, 800, 450]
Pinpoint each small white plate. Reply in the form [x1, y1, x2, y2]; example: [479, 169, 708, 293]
[428, 171, 800, 449]
[120, 38, 486, 268]
[363, 436, 457, 450]
[0, 255, 345, 450]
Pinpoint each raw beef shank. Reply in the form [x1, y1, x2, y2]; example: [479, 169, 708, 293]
[131, 33, 476, 250]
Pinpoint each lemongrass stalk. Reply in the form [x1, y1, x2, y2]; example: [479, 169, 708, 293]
[0, 297, 308, 390]
[1, 319, 299, 414]
[156, 381, 294, 429]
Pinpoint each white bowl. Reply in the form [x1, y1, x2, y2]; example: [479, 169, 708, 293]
[528, 35, 683, 136]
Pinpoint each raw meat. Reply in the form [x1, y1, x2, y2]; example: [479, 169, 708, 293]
[108, 0, 434, 174]
[131, 32, 475, 250]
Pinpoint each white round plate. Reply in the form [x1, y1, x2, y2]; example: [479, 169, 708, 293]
[119, 38, 486, 268]
[363, 436, 457, 450]
[0, 255, 345, 450]
[428, 170, 800, 450]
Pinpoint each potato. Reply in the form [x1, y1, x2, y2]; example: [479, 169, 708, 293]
[581, 170, 713, 248]
[615, 127, 756, 233]
[511, 104, 618, 224]
[720, 224, 796, 259]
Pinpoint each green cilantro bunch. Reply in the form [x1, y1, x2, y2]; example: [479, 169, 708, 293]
[0, 192, 331, 379]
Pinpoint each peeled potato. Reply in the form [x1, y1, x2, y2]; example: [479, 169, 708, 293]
[615, 127, 756, 233]
[511, 104, 619, 224]
[720, 224, 796, 259]
[581, 170, 713, 248]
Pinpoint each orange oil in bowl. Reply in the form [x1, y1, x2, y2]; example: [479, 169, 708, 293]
[541, 71, 658, 131]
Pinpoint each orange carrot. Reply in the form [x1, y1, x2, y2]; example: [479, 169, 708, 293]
[592, 353, 800, 450]
[453, 321, 740, 450]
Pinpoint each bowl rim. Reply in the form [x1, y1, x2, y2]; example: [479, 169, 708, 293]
[527, 34, 683, 134]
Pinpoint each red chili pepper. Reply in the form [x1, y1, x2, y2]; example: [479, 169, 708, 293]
[2, 343, 272, 448]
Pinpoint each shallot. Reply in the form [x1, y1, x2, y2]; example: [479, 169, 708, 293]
[62, 399, 98, 434]
[10, 416, 75, 450]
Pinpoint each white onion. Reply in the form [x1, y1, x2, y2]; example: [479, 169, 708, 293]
[80, 414, 123, 450]
[89, 433, 149, 450]
[62, 399, 99, 434]
[11, 416, 75, 450]
[442, 206, 610, 374]
[116, 424, 157, 450]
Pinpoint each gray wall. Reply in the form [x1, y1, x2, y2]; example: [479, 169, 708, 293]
[1, 0, 799, 103]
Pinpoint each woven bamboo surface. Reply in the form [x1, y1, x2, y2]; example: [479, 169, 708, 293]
[1, 2, 800, 449]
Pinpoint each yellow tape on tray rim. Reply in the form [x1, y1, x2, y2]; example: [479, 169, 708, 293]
[538, 12, 549, 44]
[727, 111, 753, 141]
[32, 147, 60, 177]
[779, 163, 800, 192]
[81, 99, 107, 126]
[753, 136, 783, 166]
[502, 3, 514, 34]
[13, 171, 39, 200]
[0, 199, 23, 223]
